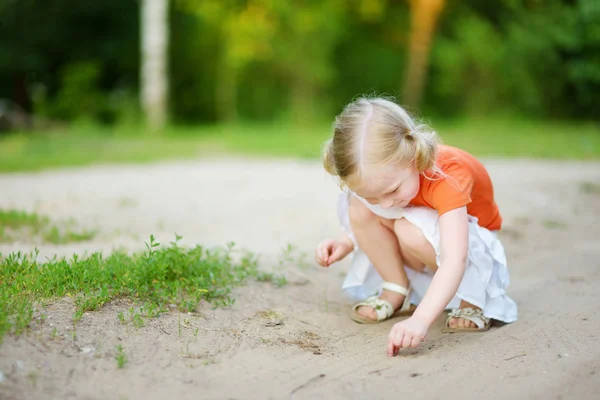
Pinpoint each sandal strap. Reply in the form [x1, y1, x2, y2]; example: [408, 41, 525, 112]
[381, 282, 409, 296]
[382, 281, 412, 312]
[446, 307, 490, 329]
[352, 296, 394, 321]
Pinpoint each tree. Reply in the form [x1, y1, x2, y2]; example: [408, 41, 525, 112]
[176, 0, 278, 123]
[269, 0, 347, 122]
[141, 0, 169, 130]
[402, 0, 446, 109]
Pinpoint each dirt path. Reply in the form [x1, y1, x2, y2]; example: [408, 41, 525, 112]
[1, 158, 599, 400]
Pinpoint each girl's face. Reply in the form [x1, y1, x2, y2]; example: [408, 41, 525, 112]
[352, 162, 420, 209]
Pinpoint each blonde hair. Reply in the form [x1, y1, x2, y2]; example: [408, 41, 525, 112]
[323, 96, 441, 188]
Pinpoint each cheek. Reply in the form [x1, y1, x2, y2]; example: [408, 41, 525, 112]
[399, 179, 419, 200]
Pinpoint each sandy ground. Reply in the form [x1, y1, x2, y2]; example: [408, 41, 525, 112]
[0, 157, 599, 400]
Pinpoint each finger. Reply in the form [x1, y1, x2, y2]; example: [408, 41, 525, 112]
[387, 338, 396, 357]
[316, 249, 328, 267]
[330, 246, 347, 262]
[315, 249, 324, 265]
[392, 331, 404, 348]
[325, 246, 335, 260]
[393, 332, 404, 355]
[410, 336, 421, 348]
[319, 244, 328, 258]
[319, 245, 329, 264]
[402, 334, 412, 349]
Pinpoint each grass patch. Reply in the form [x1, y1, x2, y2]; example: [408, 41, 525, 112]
[115, 345, 127, 369]
[542, 219, 567, 229]
[254, 243, 310, 287]
[256, 310, 284, 327]
[0, 209, 97, 244]
[0, 235, 268, 344]
[0, 117, 598, 173]
[435, 117, 600, 160]
[580, 181, 600, 194]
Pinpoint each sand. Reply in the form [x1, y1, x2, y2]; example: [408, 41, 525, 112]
[0, 157, 599, 400]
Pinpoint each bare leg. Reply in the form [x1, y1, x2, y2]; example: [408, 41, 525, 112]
[349, 197, 410, 320]
[394, 218, 481, 328]
[393, 218, 438, 273]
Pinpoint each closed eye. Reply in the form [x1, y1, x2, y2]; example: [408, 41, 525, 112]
[384, 185, 401, 195]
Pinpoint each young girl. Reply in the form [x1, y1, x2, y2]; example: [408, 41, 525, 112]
[315, 97, 517, 356]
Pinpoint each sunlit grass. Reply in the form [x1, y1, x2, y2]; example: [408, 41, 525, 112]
[0, 235, 258, 343]
[0, 234, 299, 344]
[438, 117, 599, 160]
[0, 209, 97, 244]
[0, 117, 598, 172]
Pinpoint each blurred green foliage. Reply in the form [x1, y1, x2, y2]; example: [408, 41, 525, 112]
[1, 117, 598, 173]
[0, 0, 598, 126]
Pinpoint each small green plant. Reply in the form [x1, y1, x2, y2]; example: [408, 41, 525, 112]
[132, 313, 144, 329]
[0, 234, 260, 343]
[118, 312, 126, 325]
[256, 243, 309, 288]
[256, 310, 284, 327]
[116, 345, 127, 369]
[281, 243, 311, 270]
[0, 208, 97, 244]
[543, 220, 567, 229]
[580, 181, 600, 194]
[43, 225, 97, 244]
[28, 371, 39, 388]
[255, 271, 288, 288]
[0, 209, 47, 242]
[178, 313, 182, 338]
[142, 302, 161, 318]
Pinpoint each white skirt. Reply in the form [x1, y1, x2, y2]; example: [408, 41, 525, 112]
[337, 190, 518, 324]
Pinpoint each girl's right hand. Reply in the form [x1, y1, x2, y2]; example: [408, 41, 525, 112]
[315, 239, 353, 267]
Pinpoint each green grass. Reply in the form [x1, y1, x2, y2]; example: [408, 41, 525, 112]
[0, 235, 293, 344]
[438, 118, 600, 160]
[0, 117, 598, 173]
[115, 345, 127, 369]
[0, 209, 97, 244]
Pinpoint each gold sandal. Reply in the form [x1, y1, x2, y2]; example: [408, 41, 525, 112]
[351, 282, 415, 324]
[442, 307, 492, 333]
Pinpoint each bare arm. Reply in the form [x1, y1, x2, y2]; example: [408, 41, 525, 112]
[412, 206, 469, 325]
[338, 230, 355, 249]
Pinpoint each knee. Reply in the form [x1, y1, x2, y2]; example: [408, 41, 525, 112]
[349, 197, 378, 227]
[394, 218, 427, 252]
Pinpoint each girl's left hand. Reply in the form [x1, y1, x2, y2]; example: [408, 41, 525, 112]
[387, 316, 429, 356]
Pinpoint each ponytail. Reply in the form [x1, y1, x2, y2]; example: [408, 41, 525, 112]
[406, 124, 438, 172]
[322, 139, 338, 176]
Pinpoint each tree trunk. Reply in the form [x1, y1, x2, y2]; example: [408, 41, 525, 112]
[402, 0, 446, 109]
[141, 0, 169, 130]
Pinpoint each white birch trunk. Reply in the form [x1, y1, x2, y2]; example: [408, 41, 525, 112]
[141, 0, 169, 130]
